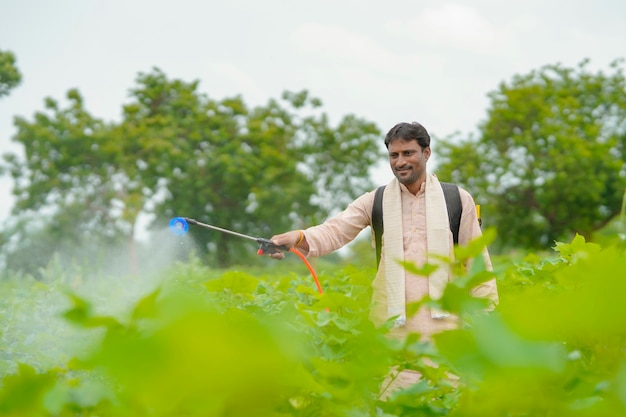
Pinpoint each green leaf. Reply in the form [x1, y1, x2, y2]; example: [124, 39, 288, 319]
[0, 364, 56, 415]
[399, 261, 439, 276]
[204, 271, 259, 294]
[131, 288, 161, 320]
[62, 292, 120, 329]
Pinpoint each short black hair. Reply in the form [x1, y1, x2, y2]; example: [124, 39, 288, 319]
[384, 122, 430, 149]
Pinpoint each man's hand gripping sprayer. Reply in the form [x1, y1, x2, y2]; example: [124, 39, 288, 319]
[169, 217, 323, 295]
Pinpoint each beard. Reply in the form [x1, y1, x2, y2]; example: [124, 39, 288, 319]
[393, 167, 420, 185]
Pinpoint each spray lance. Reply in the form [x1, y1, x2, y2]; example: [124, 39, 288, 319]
[168, 217, 323, 295]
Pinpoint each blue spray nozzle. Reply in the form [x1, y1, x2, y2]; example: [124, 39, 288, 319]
[169, 217, 189, 236]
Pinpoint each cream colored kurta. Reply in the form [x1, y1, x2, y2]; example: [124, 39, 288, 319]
[302, 179, 498, 339]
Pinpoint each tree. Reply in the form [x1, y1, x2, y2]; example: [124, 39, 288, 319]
[435, 59, 626, 249]
[0, 50, 22, 179]
[1, 90, 130, 273]
[2, 68, 384, 272]
[0, 50, 21, 98]
[121, 69, 383, 266]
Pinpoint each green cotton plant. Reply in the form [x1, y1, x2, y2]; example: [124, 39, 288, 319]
[3, 236, 625, 416]
[201, 265, 394, 416]
[378, 229, 498, 416]
[433, 234, 626, 417]
[98, 307, 310, 415]
[0, 262, 395, 417]
[398, 228, 498, 322]
[49, 288, 315, 416]
[288, 267, 393, 416]
[0, 270, 100, 377]
[0, 364, 57, 416]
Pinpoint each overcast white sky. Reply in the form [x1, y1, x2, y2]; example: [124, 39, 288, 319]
[1, 0, 625, 225]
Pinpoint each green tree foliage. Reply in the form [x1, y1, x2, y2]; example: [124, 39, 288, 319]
[1, 90, 128, 273]
[1, 68, 383, 272]
[0, 50, 21, 98]
[114, 68, 382, 267]
[0, 50, 22, 179]
[436, 59, 626, 249]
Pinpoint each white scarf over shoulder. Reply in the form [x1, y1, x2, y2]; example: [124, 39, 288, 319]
[382, 174, 452, 326]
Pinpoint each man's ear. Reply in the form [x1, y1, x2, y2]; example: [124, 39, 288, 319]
[424, 146, 431, 160]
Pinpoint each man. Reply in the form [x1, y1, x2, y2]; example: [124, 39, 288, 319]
[269, 121, 498, 339]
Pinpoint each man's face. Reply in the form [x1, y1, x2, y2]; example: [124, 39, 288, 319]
[388, 138, 430, 189]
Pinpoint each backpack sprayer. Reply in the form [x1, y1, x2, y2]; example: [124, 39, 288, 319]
[168, 217, 323, 294]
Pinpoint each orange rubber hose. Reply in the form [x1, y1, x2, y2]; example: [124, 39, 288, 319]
[289, 247, 323, 295]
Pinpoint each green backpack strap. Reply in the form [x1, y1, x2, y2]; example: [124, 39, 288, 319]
[372, 182, 462, 268]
